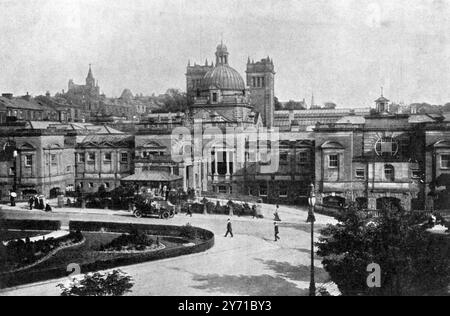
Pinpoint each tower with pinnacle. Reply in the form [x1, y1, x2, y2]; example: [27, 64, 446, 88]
[246, 57, 275, 128]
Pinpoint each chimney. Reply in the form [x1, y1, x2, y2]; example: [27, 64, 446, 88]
[22, 92, 31, 101]
[2, 93, 13, 99]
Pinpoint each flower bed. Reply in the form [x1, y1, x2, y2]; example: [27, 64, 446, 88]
[0, 231, 84, 273]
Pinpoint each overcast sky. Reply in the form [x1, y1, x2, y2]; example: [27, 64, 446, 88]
[1, 0, 450, 107]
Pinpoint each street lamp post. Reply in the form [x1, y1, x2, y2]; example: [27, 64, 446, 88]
[307, 183, 317, 297]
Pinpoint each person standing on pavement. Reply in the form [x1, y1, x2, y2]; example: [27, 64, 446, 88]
[224, 219, 233, 238]
[10, 191, 16, 207]
[28, 196, 34, 210]
[274, 222, 280, 241]
[186, 201, 193, 217]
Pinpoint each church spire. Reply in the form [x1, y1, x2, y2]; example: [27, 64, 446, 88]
[86, 64, 95, 87]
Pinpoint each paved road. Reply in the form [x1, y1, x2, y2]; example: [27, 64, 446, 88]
[0, 203, 338, 296]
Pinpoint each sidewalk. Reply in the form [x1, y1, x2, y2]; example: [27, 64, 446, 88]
[1, 200, 337, 226]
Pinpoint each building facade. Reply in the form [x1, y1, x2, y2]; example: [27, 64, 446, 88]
[314, 94, 450, 212]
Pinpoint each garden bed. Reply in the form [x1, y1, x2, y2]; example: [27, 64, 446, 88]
[0, 221, 214, 289]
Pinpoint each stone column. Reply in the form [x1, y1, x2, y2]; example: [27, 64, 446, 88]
[203, 161, 208, 191]
[214, 151, 219, 176]
[226, 151, 230, 175]
[182, 167, 188, 191]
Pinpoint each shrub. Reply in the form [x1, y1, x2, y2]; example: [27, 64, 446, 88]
[100, 231, 154, 252]
[58, 269, 134, 296]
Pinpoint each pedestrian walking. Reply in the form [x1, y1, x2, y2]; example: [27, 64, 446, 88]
[274, 204, 281, 222]
[224, 219, 233, 238]
[28, 196, 34, 210]
[252, 205, 257, 219]
[274, 222, 280, 242]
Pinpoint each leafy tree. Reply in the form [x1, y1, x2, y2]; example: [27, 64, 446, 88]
[58, 270, 134, 296]
[284, 100, 306, 110]
[324, 102, 337, 109]
[153, 88, 189, 113]
[274, 97, 283, 110]
[317, 202, 450, 296]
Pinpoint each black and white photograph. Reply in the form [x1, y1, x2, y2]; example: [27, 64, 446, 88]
[0, 0, 449, 299]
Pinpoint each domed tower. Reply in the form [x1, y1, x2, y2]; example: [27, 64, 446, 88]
[215, 42, 229, 65]
[189, 43, 254, 127]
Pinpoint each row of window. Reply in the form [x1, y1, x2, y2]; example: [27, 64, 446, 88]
[257, 184, 288, 197]
[77, 152, 129, 163]
[251, 76, 266, 88]
[79, 182, 111, 189]
[24, 154, 58, 167]
[328, 154, 450, 171]
[279, 151, 310, 164]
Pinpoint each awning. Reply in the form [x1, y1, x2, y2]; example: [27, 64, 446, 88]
[122, 171, 182, 182]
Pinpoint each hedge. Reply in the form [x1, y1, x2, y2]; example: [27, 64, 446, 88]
[0, 219, 61, 231]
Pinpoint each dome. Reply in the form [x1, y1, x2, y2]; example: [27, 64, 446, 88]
[201, 64, 245, 91]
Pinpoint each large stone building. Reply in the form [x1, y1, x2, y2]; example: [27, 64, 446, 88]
[314, 94, 450, 212]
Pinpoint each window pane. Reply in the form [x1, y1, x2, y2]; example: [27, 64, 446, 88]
[329, 155, 339, 168]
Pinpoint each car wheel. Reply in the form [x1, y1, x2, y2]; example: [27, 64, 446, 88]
[134, 211, 143, 218]
[162, 211, 170, 219]
[169, 210, 175, 218]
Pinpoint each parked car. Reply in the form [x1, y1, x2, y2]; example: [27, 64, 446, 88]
[133, 195, 175, 219]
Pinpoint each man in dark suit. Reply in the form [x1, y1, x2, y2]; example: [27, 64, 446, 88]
[274, 222, 280, 241]
[224, 219, 233, 238]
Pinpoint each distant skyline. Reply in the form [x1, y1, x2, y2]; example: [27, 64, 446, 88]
[1, 0, 450, 107]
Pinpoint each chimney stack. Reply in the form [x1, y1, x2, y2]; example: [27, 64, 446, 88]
[2, 93, 13, 99]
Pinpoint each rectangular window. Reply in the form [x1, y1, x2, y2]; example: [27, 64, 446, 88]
[104, 152, 112, 163]
[259, 183, 268, 197]
[329, 155, 339, 168]
[88, 152, 96, 162]
[279, 186, 288, 197]
[412, 169, 421, 179]
[78, 153, 85, 163]
[88, 182, 94, 188]
[212, 93, 218, 102]
[261, 77, 265, 87]
[218, 186, 227, 194]
[25, 155, 32, 167]
[104, 183, 110, 189]
[51, 154, 57, 165]
[252, 77, 256, 87]
[121, 153, 128, 163]
[356, 169, 365, 179]
[298, 151, 309, 165]
[280, 151, 289, 164]
[441, 155, 450, 169]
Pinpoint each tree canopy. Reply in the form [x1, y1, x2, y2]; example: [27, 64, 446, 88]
[317, 203, 450, 296]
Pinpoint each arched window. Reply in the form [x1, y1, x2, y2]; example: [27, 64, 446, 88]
[384, 164, 395, 182]
[375, 137, 399, 157]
